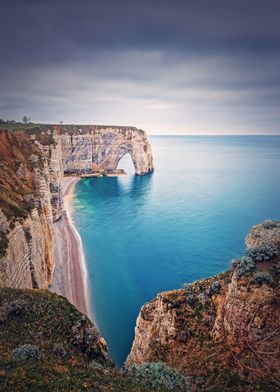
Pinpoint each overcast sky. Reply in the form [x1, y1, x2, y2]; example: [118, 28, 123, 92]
[1, 0, 280, 134]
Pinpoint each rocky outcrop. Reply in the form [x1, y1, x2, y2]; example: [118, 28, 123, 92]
[0, 125, 153, 291]
[60, 125, 153, 175]
[127, 221, 280, 391]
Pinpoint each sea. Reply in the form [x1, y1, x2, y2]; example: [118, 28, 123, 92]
[72, 135, 280, 367]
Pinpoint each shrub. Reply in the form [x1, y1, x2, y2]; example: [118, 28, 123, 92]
[183, 283, 191, 292]
[231, 256, 255, 279]
[185, 294, 195, 305]
[90, 360, 104, 371]
[197, 292, 207, 304]
[126, 362, 191, 391]
[53, 343, 67, 357]
[210, 281, 221, 294]
[0, 232, 9, 258]
[253, 272, 273, 285]
[11, 205, 28, 219]
[12, 344, 41, 360]
[246, 243, 279, 262]
[262, 221, 279, 230]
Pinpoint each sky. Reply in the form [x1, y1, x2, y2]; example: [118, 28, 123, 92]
[0, 0, 280, 134]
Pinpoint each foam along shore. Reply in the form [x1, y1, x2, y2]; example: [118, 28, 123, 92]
[50, 177, 88, 316]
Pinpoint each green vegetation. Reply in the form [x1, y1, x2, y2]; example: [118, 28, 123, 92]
[246, 243, 279, 262]
[126, 362, 191, 391]
[12, 344, 41, 360]
[253, 271, 273, 285]
[230, 242, 279, 279]
[0, 232, 8, 258]
[231, 256, 255, 279]
[10, 205, 28, 219]
[261, 220, 280, 230]
[0, 123, 43, 132]
[209, 281, 221, 294]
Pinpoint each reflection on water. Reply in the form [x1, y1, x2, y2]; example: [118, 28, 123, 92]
[73, 136, 280, 366]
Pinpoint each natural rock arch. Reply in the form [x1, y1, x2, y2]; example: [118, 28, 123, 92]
[116, 150, 135, 172]
[61, 126, 154, 175]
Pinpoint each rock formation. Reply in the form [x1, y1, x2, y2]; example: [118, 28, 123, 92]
[126, 221, 280, 391]
[0, 130, 63, 289]
[0, 125, 153, 290]
[60, 125, 154, 175]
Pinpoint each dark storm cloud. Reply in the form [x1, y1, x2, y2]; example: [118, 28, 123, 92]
[1, 0, 280, 133]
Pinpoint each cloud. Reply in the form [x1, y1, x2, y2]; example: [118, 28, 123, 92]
[0, 1, 279, 133]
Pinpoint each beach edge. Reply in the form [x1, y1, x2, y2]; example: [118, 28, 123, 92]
[50, 177, 89, 316]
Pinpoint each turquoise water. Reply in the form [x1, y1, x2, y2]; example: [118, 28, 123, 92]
[73, 136, 280, 367]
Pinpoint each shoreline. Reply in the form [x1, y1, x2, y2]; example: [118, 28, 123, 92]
[50, 177, 89, 316]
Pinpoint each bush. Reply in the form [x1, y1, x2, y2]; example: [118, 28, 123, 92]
[197, 292, 207, 304]
[185, 294, 195, 305]
[53, 343, 67, 357]
[262, 221, 279, 230]
[246, 243, 279, 262]
[11, 205, 28, 219]
[90, 360, 104, 371]
[231, 256, 255, 279]
[126, 362, 191, 391]
[253, 272, 273, 285]
[0, 232, 9, 258]
[183, 283, 191, 292]
[210, 281, 221, 294]
[12, 344, 41, 360]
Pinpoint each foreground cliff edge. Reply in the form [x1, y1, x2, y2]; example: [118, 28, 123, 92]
[127, 221, 280, 391]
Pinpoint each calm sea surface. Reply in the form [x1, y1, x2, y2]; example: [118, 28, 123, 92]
[73, 136, 280, 366]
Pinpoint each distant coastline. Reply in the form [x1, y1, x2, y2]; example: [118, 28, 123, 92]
[50, 177, 89, 316]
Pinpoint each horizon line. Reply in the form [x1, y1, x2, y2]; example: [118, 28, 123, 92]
[147, 133, 280, 136]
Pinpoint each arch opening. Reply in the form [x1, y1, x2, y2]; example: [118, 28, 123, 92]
[117, 152, 135, 174]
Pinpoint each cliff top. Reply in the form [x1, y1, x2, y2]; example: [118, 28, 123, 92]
[0, 123, 145, 135]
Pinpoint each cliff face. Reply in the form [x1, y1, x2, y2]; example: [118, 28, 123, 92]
[0, 130, 64, 289]
[60, 125, 153, 175]
[127, 221, 280, 391]
[0, 125, 154, 290]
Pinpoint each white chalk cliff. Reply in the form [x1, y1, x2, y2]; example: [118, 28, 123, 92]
[61, 126, 153, 175]
[0, 125, 154, 290]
